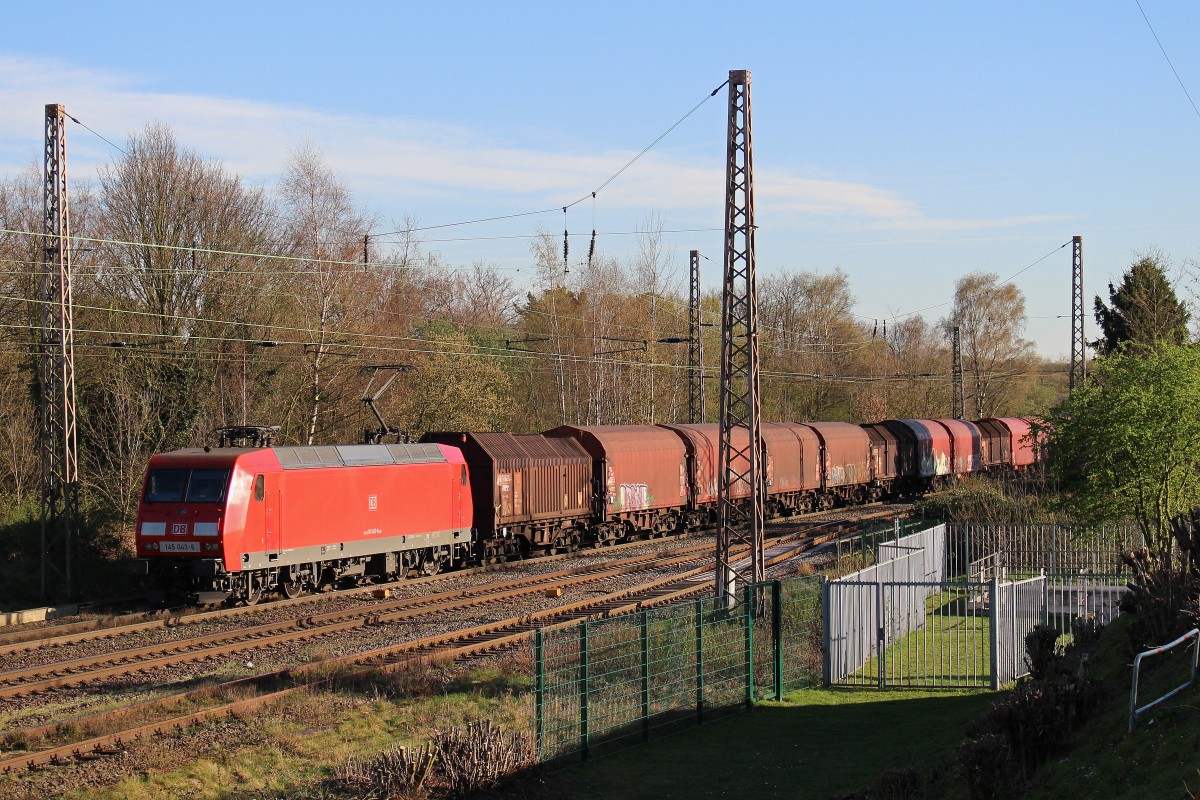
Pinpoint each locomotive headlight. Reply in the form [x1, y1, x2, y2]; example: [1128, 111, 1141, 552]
[144, 541, 159, 551]
[202, 542, 219, 552]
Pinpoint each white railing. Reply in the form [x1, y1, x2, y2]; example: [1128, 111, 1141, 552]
[1128, 628, 1200, 734]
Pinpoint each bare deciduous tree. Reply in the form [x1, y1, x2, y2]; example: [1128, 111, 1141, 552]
[276, 145, 377, 444]
[940, 272, 1035, 418]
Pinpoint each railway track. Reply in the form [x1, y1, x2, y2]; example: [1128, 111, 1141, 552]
[1, 501, 906, 657]
[0, 505, 908, 775]
[0, 541, 724, 699]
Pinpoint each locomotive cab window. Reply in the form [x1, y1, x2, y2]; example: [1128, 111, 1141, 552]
[254, 475, 264, 501]
[143, 468, 231, 504]
[144, 469, 188, 503]
[185, 469, 231, 503]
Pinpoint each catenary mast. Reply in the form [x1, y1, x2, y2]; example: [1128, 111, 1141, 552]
[715, 70, 764, 603]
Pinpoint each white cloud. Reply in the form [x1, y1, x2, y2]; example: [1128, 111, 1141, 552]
[0, 54, 1059, 235]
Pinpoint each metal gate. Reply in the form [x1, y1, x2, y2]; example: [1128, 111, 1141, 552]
[824, 579, 994, 689]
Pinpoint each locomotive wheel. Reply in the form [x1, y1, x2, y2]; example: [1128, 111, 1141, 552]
[242, 583, 263, 606]
[280, 579, 303, 599]
[421, 557, 441, 576]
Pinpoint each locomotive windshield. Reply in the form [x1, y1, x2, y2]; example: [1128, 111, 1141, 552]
[144, 468, 231, 503]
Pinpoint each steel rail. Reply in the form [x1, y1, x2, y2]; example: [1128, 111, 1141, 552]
[0, 543, 722, 698]
[1, 502, 902, 654]
[0, 508, 907, 774]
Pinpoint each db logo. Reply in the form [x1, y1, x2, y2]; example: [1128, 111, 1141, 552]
[171, 523, 188, 535]
[368, 495, 378, 511]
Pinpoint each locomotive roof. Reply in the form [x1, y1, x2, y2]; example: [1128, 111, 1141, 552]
[273, 443, 447, 469]
[152, 443, 448, 470]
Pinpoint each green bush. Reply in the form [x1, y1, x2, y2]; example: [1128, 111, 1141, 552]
[958, 733, 1018, 800]
[1024, 624, 1062, 681]
[966, 678, 1106, 780]
[0, 493, 133, 609]
[915, 477, 1056, 525]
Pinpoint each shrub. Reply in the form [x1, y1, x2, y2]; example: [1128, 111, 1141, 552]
[333, 743, 437, 800]
[969, 678, 1106, 779]
[1120, 548, 1198, 653]
[1069, 615, 1104, 649]
[433, 719, 534, 799]
[915, 477, 1054, 525]
[958, 733, 1017, 800]
[832, 766, 925, 800]
[1024, 624, 1061, 680]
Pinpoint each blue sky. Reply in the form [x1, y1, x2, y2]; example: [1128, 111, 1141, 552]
[2, 1, 1198, 357]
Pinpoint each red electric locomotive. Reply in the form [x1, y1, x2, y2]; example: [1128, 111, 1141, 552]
[133, 442, 473, 603]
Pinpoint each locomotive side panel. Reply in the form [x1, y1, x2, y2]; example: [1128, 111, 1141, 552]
[263, 444, 470, 570]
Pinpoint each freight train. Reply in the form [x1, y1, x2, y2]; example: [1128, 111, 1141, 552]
[132, 417, 1039, 603]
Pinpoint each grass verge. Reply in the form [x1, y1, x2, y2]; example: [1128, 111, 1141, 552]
[554, 687, 996, 800]
[0, 657, 534, 800]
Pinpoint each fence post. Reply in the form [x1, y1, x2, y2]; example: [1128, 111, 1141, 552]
[695, 598, 705, 724]
[773, 579, 783, 700]
[640, 608, 650, 742]
[535, 628, 544, 761]
[1050, 523, 1057, 576]
[821, 576, 832, 688]
[579, 620, 589, 761]
[744, 584, 755, 707]
[989, 578, 1000, 690]
[877, 582, 886, 689]
[1041, 570, 1049, 628]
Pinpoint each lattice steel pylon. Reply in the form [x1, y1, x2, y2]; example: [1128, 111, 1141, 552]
[951, 325, 964, 419]
[688, 249, 704, 424]
[1069, 235, 1085, 393]
[39, 103, 79, 601]
[715, 70, 764, 604]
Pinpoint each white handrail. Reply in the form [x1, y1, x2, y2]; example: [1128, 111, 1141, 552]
[1128, 628, 1200, 734]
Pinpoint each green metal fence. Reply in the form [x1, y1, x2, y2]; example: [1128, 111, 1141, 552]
[834, 517, 927, 572]
[534, 575, 823, 764]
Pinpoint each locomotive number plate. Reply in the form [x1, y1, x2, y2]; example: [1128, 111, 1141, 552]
[159, 541, 200, 553]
